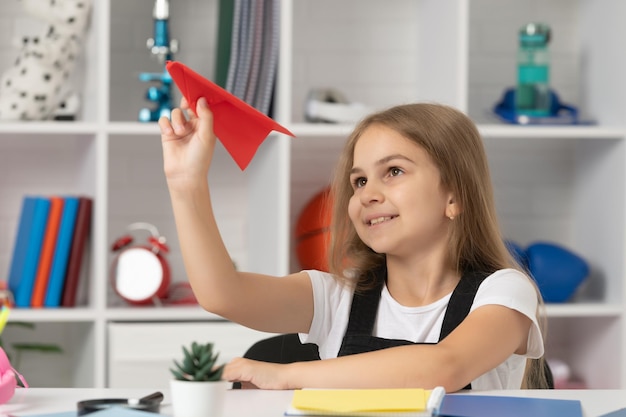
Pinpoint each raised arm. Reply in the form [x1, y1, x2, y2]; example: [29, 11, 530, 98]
[159, 98, 313, 333]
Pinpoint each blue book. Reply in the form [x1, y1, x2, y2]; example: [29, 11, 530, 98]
[44, 197, 80, 307]
[7, 196, 38, 296]
[601, 408, 626, 417]
[438, 394, 582, 417]
[13, 197, 51, 308]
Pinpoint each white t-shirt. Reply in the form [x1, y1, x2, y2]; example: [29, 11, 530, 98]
[299, 268, 544, 390]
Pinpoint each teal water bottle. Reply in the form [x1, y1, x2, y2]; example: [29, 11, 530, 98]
[516, 23, 552, 116]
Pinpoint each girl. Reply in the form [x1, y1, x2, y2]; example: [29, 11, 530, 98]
[159, 98, 549, 392]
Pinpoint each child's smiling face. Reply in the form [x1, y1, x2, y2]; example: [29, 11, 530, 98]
[348, 124, 456, 259]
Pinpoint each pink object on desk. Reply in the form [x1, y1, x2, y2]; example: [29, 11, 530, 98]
[166, 61, 295, 170]
[0, 346, 27, 404]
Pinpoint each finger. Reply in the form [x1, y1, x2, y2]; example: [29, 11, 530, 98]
[158, 116, 174, 136]
[222, 357, 247, 382]
[195, 97, 215, 140]
[196, 97, 210, 116]
[186, 106, 198, 121]
[179, 97, 199, 121]
[170, 108, 188, 132]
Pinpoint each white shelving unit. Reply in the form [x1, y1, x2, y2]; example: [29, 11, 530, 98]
[0, 0, 625, 389]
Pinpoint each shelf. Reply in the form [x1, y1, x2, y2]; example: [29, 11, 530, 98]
[106, 122, 161, 135]
[0, 122, 100, 135]
[104, 306, 223, 322]
[7, 306, 224, 323]
[545, 303, 624, 318]
[287, 121, 626, 141]
[7, 308, 98, 322]
[8, 302, 620, 322]
[478, 124, 625, 140]
[288, 123, 355, 138]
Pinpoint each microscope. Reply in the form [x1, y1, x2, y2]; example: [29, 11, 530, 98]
[138, 0, 179, 122]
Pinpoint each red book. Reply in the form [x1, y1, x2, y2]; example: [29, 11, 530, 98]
[31, 197, 64, 307]
[61, 197, 93, 307]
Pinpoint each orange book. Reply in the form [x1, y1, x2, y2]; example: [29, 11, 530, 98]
[30, 196, 64, 307]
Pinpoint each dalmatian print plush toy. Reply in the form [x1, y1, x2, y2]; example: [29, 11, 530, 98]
[0, 0, 92, 121]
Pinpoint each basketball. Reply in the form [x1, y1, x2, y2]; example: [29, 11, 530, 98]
[295, 188, 332, 271]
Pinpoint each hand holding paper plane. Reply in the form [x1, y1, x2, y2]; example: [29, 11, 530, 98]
[165, 61, 295, 170]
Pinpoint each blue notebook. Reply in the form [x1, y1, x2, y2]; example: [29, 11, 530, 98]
[600, 408, 626, 417]
[13, 197, 51, 307]
[44, 196, 80, 307]
[8, 196, 38, 296]
[437, 394, 582, 417]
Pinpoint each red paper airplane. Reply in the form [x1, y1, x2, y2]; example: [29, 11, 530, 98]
[166, 60, 295, 170]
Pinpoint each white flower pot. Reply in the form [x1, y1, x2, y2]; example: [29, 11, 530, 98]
[169, 379, 230, 417]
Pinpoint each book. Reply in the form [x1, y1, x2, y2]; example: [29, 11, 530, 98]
[600, 408, 626, 417]
[285, 387, 445, 417]
[243, 0, 265, 106]
[30, 196, 64, 307]
[13, 197, 51, 308]
[224, 0, 242, 93]
[437, 394, 582, 417]
[253, 0, 280, 115]
[214, 0, 235, 88]
[43, 197, 80, 307]
[286, 390, 582, 417]
[7, 196, 38, 297]
[59, 197, 93, 307]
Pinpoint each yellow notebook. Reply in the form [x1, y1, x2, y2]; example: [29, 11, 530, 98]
[286, 386, 446, 417]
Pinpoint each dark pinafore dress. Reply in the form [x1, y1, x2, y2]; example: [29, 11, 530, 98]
[337, 266, 490, 390]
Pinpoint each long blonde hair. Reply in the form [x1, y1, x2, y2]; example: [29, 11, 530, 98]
[327, 103, 550, 389]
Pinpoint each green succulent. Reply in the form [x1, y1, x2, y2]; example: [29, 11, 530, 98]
[170, 341, 225, 382]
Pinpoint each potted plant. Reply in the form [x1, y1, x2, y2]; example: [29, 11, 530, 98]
[169, 341, 229, 417]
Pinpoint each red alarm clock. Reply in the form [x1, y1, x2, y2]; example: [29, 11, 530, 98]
[110, 222, 171, 305]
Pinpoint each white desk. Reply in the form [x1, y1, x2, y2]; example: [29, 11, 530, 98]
[1, 388, 625, 417]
